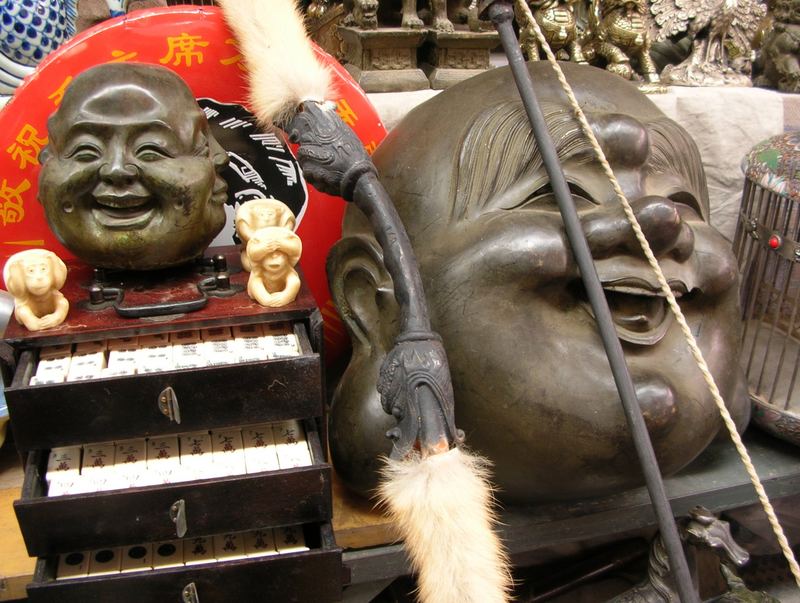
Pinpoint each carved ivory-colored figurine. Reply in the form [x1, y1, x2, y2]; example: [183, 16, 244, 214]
[3, 249, 69, 331]
[245, 226, 302, 308]
[235, 198, 297, 272]
[326, 62, 750, 501]
[37, 63, 230, 271]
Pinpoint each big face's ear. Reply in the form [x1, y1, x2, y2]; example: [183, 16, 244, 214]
[48, 253, 68, 290]
[39, 145, 52, 165]
[326, 234, 399, 496]
[327, 234, 400, 356]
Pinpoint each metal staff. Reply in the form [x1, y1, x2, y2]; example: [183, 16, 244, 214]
[478, 1, 698, 601]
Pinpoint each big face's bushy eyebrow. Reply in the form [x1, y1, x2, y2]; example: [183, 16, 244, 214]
[451, 101, 594, 223]
[647, 118, 710, 221]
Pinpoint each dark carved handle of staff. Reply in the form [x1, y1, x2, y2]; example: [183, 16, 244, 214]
[288, 101, 463, 460]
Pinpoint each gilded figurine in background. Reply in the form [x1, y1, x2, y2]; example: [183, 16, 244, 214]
[516, 0, 588, 62]
[3, 249, 69, 332]
[650, 0, 767, 85]
[235, 198, 297, 272]
[245, 226, 302, 308]
[583, 0, 661, 84]
[342, 0, 454, 30]
[754, 0, 800, 91]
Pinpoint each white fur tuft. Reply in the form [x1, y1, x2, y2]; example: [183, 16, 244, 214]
[378, 448, 512, 603]
[217, 0, 333, 125]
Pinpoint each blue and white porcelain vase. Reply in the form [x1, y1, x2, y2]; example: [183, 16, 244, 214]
[0, 0, 78, 104]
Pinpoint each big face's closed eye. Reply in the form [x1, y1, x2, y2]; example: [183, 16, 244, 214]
[667, 191, 704, 221]
[132, 127, 180, 163]
[502, 181, 598, 212]
[135, 143, 173, 162]
[64, 137, 103, 163]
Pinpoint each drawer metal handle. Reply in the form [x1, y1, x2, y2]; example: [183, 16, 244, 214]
[170, 498, 188, 538]
[182, 582, 199, 603]
[158, 386, 181, 424]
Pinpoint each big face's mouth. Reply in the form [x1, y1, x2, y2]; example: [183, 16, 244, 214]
[92, 190, 156, 230]
[574, 277, 690, 345]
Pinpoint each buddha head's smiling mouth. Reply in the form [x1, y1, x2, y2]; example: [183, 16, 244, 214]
[573, 276, 691, 345]
[91, 185, 156, 230]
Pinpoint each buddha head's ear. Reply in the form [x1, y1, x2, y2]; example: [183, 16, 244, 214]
[326, 234, 399, 496]
[327, 234, 399, 357]
[39, 145, 52, 165]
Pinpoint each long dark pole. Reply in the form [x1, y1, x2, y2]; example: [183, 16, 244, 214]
[482, 3, 699, 601]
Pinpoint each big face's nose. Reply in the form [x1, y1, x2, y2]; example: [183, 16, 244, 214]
[582, 195, 695, 262]
[582, 112, 695, 262]
[97, 142, 138, 186]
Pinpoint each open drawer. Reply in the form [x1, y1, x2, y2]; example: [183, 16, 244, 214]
[15, 420, 331, 557]
[6, 322, 322, 453]
[26, 522, 343, 603]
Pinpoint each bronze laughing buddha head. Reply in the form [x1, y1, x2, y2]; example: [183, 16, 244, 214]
[38, 63, 229, 271]
[327, 62, 750, 502]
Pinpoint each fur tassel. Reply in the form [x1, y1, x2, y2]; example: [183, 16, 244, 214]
[216, 0, 333, 126]
[378, 448, 512, 603]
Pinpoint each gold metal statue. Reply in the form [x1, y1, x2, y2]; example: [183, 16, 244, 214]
[754, 0, 800, 92]
[584, 0, 661, 83]
[342, 0, 455, 30]
[516, 0, 588, 62]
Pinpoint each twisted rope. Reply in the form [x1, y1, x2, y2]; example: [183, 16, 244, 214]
[513, 0, 800, 587]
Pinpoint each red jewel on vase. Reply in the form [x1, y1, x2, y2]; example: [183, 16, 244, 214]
[769, 235, 782, 249]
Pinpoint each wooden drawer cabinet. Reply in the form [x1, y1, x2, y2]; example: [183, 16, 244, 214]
[3, 248, 341, 601]
[15, 420, 331, 557]
[6, 323, 322, 453]
[27, 523, 342, 603]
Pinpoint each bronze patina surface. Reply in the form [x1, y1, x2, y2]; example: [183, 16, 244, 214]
[327, 62, 750, 502]
[38, 63, 229, 271]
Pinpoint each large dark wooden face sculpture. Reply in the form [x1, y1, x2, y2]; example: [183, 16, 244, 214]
[38, 63, 229, 270]
[328, 62, 750, 502]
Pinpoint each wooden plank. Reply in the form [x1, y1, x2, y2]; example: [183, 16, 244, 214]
[0, 445, 34, 601]
[331, 471, 394, 550]
[8, 348, 322, 454]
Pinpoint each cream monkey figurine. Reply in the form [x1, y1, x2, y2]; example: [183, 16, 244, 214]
[246, 226, 302, 308]
[3, 249, 69, 331]
[235, 198, 297, 272]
